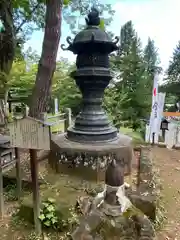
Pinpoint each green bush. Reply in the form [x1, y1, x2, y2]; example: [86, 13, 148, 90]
[4, 184, 18, 201]
[39, 198, 79, 232]
[39, 198, 59, 229]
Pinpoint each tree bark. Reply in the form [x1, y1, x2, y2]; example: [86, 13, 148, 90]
[0, 1, 14, 73]
[0, 1, 15, 124]
[29, 0, 62, 119]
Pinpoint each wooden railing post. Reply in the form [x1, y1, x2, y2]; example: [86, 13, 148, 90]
[64, 108, 72, 132]
[136, 147, 142, 187]
[25, 106, 29, 117]
[40, 112, 47, 121]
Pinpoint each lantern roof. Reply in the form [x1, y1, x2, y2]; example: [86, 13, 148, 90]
[61, 7, 119, 54]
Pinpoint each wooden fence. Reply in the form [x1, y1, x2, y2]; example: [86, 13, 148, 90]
[40, 108, 72, 134]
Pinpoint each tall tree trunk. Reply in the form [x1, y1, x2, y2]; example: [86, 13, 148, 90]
[0, 1, 15, 124]
[29, 0, 62, 119]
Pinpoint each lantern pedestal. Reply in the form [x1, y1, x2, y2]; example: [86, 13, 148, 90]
[50, 133, 132, 181]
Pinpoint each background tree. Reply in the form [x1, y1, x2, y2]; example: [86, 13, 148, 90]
[52, 60, 81, 115]
[0, 0, 45, 121]
[107, 21, 153, 130]
[103, 86, 130, 128]
[63, 1, 115, 34]
[29, 0, 62, 118]
[119, 20, 136, 56]
[143, 37, 162, 97]
[161, 41, 180, 101]
[8, 57, 80, 115]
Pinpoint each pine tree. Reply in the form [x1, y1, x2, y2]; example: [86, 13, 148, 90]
[144, 37, 162, 78]
[108, 21, 152, 128]
[161, 41, 180, 99]
[167, 41, 180, 81]
[121, 36, 150, 123]
[119, 21, 136, 56]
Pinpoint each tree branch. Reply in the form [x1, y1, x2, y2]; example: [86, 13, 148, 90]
[15, 2, 41, 34]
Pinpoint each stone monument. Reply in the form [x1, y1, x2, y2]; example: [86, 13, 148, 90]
[50, 7, 133, 180]
[72, 160, 156, 239]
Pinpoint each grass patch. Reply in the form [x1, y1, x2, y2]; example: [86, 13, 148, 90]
[46, 113, 65, 133]
[120, 127, 144, 144]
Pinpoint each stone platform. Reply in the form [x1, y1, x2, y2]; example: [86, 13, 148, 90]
[49, 133, 133, 181]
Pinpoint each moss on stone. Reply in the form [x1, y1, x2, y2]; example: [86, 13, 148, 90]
[18, 173, 99, 224]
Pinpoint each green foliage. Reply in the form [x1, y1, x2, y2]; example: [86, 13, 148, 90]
[39, 198, 58, 229]
[63, 0, 71, 6]
[109, 23, 151, 128]
[144, 37, 162, 77]
[52, 60, 81, 115]
[167, 41, 180, 81]
[143, 37, 162, 99]
[13, 0, 46, 31]
[119, 21, 136, 55]
[104, 21, 162, 130]
[104, 86, 130, 128]
[39, 198, 79, 237]
[99, 18, 105, 30]
[8, 60, 36, 92]
[7, 57, 81, 114]
[63, 1, 115, 34]
[161, 41, 180, 103]
[4, 184, 18, 201]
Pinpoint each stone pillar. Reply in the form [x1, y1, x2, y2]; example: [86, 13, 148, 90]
[64, 108, 72, 132]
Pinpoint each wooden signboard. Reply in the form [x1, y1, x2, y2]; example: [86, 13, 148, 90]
[9, 117, 50, 150]
[8, 116, 51, 234]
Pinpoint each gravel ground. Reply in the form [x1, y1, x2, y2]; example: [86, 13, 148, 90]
[153, 147, 180, 240]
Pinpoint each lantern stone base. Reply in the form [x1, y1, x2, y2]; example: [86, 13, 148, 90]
[49, 133, 133, 181]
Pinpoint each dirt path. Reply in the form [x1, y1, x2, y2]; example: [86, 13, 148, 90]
[152, 147, 180, 240]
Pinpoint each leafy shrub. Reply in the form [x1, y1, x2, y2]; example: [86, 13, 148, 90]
[39, 198, 79, 233]
[4, 184, 18, 201]
[39, 198, 58, 229]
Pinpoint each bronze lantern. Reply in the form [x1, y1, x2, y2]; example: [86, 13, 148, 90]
[160, 118, 169, 131]
[160, 118, 169, 141]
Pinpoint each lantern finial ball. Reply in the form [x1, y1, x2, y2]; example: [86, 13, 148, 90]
[85, 7, 100, 26]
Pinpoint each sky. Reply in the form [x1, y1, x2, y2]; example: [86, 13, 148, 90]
[24, 0, 180, 76]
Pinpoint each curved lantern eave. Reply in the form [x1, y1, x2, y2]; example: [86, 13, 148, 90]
[61, 39, 119, 55]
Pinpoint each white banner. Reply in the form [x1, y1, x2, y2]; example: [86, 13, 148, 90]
[149, 74, 159, 143]
[147, 71, 166, 143]
[157, 92, 166, 133]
